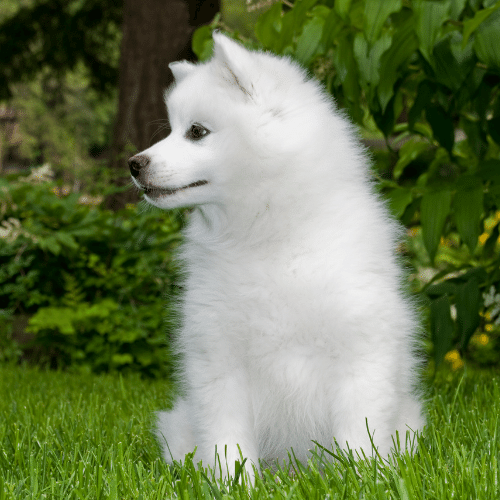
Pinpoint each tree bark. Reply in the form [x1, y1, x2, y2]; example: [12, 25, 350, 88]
[106, 0, 219, 210]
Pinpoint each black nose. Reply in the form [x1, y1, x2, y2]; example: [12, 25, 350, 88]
[128, 154, 150, 178]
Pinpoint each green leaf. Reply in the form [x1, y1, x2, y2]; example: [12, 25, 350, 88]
[335, 34, 362, 107]
[363, 0, 402, 44]
[432, 31, 475, 91]
[255, 1, 283, 50]
[409, 80, 435, 129]
[321, 8, 344, 48]
[420, 189, 451, 262]
[372, 94, 396, 137]
[453, 176, 483, 253]
[462, 1, 500, 48]
[191, 26, 214, 61]
[334, 0, 352, 19]
[413, 0, 451, 64]
[426, 104, 454, 153]
[393, 138, 429, 180]
[426, 281, 457, 298]
[456, 277, 481, 350]
[354, 31, 392, 89]
[462, 117, 486, 158]
[474, 9, 500, 68]
[294, 15, 325, 64]
[289, 0, 321, 34]
[386, 188, 413, 218]
[377, 12, 418, 112]
[430, 295, 454, 367]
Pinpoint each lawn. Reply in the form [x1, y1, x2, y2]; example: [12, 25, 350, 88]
[0, 364, 499, 499]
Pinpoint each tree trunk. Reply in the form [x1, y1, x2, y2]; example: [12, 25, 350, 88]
[106, 0, 219, 210]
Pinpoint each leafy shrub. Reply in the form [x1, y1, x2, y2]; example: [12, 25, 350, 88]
[193, 0, 500, 368]
[0, 170, 184, 377]
[0, 309, 21, 363]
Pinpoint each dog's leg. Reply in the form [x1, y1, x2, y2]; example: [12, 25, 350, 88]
[156, 398, 195, 463]
[189, 370, 259, 482]
[328, 371, 403, 459]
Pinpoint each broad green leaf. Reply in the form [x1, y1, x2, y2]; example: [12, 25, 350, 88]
[462, 1, 500, 47]
[393, 138, 429, 180]
[453, 176, 483, 253]
[363, 0, 402, 44]
[408, 80, 435, 129]
[474, 9, 500, 68]
[372, 94, 396, 137]
[334, 0, 352, 19]
[462, 117, 486, 158]
[255, 2, 282, 50]
[430, 295, 454, 366]
[413, 0, 451, 63]
[432, 31, 475, 91]
[377, 11, 418, 112]
[354, 31, 392, 89]
[426, 281, 457, 298]
[450, 0, 467, 20]
[289, 0, 321, 33]
[295, 15, 325, 64]
[321, 8, 344, 47]
[426, 104, 454, 153]
[456, 277, 481, 349]
[192, 26, 213, 61]
[386, 188, 413, 218]
[420, 189, 452, 262]
[335, 34, 362, 108]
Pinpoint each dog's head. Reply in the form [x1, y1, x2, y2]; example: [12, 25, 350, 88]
[129, 32, 337, 212]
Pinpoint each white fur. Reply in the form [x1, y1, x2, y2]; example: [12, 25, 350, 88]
[131, 33, 424, 479]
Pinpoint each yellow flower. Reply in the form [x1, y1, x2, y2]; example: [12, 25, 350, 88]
[479, 233, 489, 245]
[444, 350, 460, 362]
[485, 324, 494, 332]
[495, 211, 500, 221]
[451, 359, 464, 371]
[485, 311, 492, 321]
[477, 333, 489, 346]
[471, 333, 490, 346]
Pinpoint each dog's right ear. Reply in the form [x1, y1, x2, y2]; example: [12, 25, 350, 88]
[169, 61, 195, 82]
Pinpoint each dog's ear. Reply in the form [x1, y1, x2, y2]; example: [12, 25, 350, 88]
[169, 61, 195, 82]
[212, 32, 253, 99]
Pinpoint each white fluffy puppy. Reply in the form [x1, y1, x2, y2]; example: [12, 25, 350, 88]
[129, 32, 424, 479]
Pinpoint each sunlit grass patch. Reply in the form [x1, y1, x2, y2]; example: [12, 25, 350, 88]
[1, 364, 499, 499]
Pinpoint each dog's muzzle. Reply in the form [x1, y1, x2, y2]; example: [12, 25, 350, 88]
[128, 154, 150, 179]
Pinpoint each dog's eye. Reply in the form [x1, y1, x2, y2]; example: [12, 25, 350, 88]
[186, 123, 210, 141]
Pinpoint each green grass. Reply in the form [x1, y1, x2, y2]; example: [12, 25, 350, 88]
[1, 364, 499, 499]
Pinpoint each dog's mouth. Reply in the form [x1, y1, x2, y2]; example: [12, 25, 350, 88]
[143, 180, 209, 197]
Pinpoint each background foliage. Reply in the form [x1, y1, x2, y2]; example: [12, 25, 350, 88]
[0, 169, 184, 376]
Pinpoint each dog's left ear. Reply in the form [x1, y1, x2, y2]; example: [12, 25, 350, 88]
[169, 61, 196, 82]
[212, 32, 254, 98]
